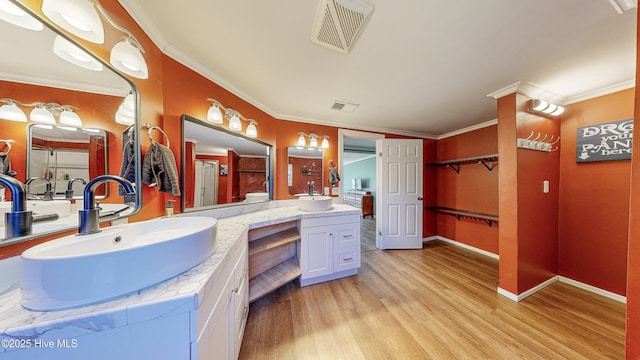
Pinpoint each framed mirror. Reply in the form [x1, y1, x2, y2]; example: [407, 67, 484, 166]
[181, 114, 273, 212]
[287, 146, 324, 196]
[0, 1, 141, 244]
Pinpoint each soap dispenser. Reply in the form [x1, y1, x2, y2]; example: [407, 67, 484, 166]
[165, 199, 176, 217]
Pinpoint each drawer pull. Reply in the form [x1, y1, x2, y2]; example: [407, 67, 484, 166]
[342, 234, 353, 238]
[343, 257, 353, 261]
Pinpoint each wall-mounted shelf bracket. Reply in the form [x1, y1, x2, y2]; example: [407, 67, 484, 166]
[426, 206, 499, 227]
[426, 154, 498, 174]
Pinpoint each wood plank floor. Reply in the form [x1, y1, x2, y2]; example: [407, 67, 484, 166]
[240, 226, 625, 359]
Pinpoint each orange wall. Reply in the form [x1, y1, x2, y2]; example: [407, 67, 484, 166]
[435, 125, 499, 253]
[558, 89, 633, 296]
[498, 93, 560, 294]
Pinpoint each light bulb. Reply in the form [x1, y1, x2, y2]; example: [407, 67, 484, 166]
[59, 108, 82, 127]
[297, 133, 306, 147]
[0, 101, 27, 122]
[207, 103, 223, 124]
[228, 113, 242, 131]
[246, 121, 257, 138]
[321, 136, 329, 149]
[309, 135, 318, 148]
[110, 38, 148, 79]
[0, 0, 44, 30]
[30, 106, 56, 124]
[41, 0, 105, 44]
[551, 106, 565, 116]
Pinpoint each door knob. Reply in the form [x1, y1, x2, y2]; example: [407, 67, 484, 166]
[418, 197, 423, 201]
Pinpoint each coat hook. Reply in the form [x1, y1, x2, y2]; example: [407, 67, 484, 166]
[533, 132, 542, 141]
[540, 134, 548, 142]
[525, 131, 535, 140]
[550, 136, 560, 145]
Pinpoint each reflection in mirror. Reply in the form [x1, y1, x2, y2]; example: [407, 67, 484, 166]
[287, 146, 324, 196]
[27, 124, 107, 199]
[181, 115, 273, 212]
[0, 1, 140, 245]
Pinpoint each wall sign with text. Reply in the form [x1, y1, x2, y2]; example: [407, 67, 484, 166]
[576, 118, 633, 162]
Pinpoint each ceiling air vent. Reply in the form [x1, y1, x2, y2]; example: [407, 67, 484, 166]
[311, 0, 374, 54]
[331, 100, 359, 112]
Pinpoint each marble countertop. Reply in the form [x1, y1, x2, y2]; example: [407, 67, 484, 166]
[0, 202, 359, 350]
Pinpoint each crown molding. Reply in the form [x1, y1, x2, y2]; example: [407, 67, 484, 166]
[486, 81, 567, 104]
[437, 119, 498, 140]
[564, 79, 635, 105]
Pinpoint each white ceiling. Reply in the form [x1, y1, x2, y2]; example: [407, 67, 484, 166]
[118, 0, 637, 137]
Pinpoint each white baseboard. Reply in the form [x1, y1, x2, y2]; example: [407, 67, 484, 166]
[424, 236, 499, 260]
[558, 276, 626, 303]
[423, 237, 627, 304]
[498, 276, 559, 302]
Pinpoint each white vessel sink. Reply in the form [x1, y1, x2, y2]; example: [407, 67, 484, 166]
[21, 216, 218, 311]
[298, 196, 333, 212]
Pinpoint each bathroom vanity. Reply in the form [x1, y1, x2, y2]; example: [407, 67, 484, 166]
[0, 203, 360, 359]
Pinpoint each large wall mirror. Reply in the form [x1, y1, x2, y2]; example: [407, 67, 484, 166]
[287, 146, 324, 196]
[181, 115, 273, 212]
[0, 1, 141, 245]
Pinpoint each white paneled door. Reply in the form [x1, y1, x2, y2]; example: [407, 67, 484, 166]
[376, 139, 423, 249]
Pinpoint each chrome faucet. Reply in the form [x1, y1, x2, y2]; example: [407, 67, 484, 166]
[78, 175, 135, 235]
[25, 177, 54, 201]
[307, 181, 314, 196]
[0, 175, 32, 238]
[65, 177, 87, 199]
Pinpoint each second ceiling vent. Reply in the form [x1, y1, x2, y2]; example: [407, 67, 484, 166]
[311, 0, 374, 54]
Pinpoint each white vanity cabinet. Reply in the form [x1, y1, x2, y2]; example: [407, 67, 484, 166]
[194, 234, 248, 359]
[300, 214, 361, 286]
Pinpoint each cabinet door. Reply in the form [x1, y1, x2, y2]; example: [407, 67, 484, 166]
[333, 223, 361, 271]
[198, 275, 233, 360]
[301, 225, 333, 279]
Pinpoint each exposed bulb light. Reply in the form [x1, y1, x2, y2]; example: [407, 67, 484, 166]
[0, 100, 26, 122]
[246, 120, 258, 138]
[0, 0, 44, 30]
[30, 105, 56, 124]
[110, 37, 148, 79]
[321, 136, 329, 149]
[206, 99, 224, 124]
[59, 107, 82, 127]
[53, 35, 103, 71]
[528, 99, 565, 118]
[297, 133, 306, 147]
[42, 0, 105, 44]
[309, 134, 318, 148]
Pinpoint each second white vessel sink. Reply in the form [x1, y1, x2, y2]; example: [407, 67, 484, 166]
[298, 196, 333, 212]
[21, 216, 218, 311]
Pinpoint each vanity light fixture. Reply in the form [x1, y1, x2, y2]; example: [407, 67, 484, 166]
[206, 98, 259, 137]
[0, 0, 44, 30]
[528, 99, 565, 118]
[296, 132, 330, 149]
[0, 98, 83, 126]
[42, 0, 105, 44]
[53, 35, 103, 71]
[206, 98, 224, 124]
